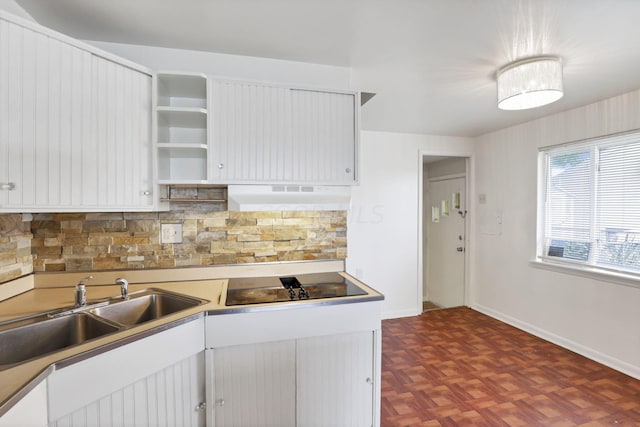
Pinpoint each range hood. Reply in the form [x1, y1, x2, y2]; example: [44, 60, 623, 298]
[227, 185, 351, 212]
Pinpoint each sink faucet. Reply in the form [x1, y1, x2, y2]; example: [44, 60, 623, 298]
[74, 276, 93, 307]
[116, 278, 129, 300]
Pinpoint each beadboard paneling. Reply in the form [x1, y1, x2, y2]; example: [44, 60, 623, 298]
[50, 352, 205, 427]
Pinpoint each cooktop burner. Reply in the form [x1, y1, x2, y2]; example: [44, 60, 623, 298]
[225, 272, 367, 306]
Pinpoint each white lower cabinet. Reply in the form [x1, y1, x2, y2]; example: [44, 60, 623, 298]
[206, 330, 378, 427]
[47, 319, 205, 427]
[0, 380, 48, 427]
[206, 341, 296, 427]
[296, 332, 375, 427]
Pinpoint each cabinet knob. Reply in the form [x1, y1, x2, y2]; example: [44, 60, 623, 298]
[345, 168, 352, 174]
[0, 182, 16, 191]
[366, 377, 373, 385]
[218, 163, 225, 169]
[143, 190, 151, 196]
[215, 398, 225, 407]
[195, 402, 207, 412]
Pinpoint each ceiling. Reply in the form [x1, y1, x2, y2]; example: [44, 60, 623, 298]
[14, 0, 640, 137]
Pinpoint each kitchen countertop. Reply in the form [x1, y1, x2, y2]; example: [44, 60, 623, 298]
[0, 268, 383, 417]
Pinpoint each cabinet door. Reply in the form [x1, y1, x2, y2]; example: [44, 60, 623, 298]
[290, 89, 357, 184]
[207, 341, 296, 427]
[0, 380, 48, 427]
[47, 319, 204, 423]
[88, 55, 153, 209]
[0, 16, 153, 212]
[296, 331, 375, 427]
[0, 18, 91, 209]
[209, 80, 291, 183]
[49, 352, 205, 427]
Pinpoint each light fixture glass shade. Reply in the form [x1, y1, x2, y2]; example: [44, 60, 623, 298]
[497, 56, 563, 110]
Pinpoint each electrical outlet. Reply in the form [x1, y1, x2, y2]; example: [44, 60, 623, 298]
[161, 223, 183, 244]
[479, 193, 487, 204]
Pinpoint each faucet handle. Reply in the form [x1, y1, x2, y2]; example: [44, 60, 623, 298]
[78, 275, 93, 286]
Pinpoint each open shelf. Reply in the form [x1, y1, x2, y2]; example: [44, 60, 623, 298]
[157, 73, 207, 109]
[155, 72, 209, 183]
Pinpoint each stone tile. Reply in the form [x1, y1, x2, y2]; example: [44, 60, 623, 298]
[237, 234, 261, 242]
[65, 257, 93, 272]
[273, 227, 307, 240]
[197, 231, 227, 242]
[227, 217, 258, 227]
[85, 213, 124, 221]
[230, 211, 282, 219]
[277, 251, 306, 261]
[45, 263, 66, 272]
[213, 253, 237, 264]
[0, 265, 22, 282]
[126, 220, 158, 233]
[113, 236, 149, 245]
[83, 220, 127, 232]
[123, 212, 159, 220]
[53, 213, 86, 221]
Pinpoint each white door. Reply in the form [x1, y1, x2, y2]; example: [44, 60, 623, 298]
[426, 177, 465, 307]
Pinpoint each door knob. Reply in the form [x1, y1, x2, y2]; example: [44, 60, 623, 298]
[456, 247, 465, 252]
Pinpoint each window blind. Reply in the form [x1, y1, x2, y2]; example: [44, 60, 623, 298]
[541, 131, 640, 274]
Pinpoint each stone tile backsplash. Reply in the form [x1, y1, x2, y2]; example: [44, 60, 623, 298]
[28, 208, 347, 273]
[0, 214, 34, 283]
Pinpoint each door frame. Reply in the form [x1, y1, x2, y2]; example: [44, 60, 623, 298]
[417, 151, 474, 314]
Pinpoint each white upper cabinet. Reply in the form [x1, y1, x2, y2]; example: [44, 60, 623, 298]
[204, 79, 359, 185]
[0, 13, 154, 212]
[290, 89, 357, 184]
[209, 80, 292, 183]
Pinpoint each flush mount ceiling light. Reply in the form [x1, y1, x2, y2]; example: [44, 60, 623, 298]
[497, 56, 563, 110]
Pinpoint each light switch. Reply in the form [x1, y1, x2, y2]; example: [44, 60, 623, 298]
[161, 223, 182, 244]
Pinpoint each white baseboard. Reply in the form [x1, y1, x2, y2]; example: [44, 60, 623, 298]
[381, 308, 421, 320]
[471, 303, 640, 380]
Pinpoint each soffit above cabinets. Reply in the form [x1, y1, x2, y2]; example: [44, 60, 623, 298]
[14, 0, 640, 137]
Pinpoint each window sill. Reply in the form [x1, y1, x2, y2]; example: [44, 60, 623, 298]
[529, 259, 640, 289]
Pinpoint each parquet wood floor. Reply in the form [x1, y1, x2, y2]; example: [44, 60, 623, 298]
[381, 307, 640, 426]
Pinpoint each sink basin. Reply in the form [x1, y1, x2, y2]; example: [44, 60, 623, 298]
[0, 288, 206, 371]
[90, 289, 204, 326]
[0, 313, 120, 370]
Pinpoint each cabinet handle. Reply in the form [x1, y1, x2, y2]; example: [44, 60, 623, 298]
[0, 182, 16, 191]
[218, 163, 225, 169]
[345, 168, 352, 174]
[143, 191, 151, 196]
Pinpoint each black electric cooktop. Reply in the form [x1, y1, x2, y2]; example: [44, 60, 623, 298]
[225, 272, 367, 306]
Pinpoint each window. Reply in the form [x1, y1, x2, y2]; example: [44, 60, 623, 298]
[539, 131, 640, 276]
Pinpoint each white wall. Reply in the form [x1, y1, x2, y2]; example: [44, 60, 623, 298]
[346, 131, 474, 319]
[87, 41, 351, 89]
[473, 89, 640, 379]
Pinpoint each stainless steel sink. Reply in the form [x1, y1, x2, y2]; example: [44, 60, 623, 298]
[0, 313, 119, 370]
[90, 289, 204, 326]
[0, 288, 207, 371]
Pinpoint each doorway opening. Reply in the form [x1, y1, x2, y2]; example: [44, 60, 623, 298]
[420, 155, 469, 312]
